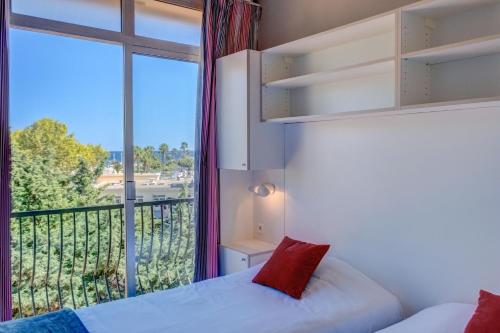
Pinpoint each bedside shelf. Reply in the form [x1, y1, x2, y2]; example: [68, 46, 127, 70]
[219, 239, 276, 276]
[221, 239, 276, 256]
[402, 34, 500, 64]
[264, 58, 395, 89]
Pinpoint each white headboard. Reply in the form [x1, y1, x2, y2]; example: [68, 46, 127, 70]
[281, 107, 500, 315]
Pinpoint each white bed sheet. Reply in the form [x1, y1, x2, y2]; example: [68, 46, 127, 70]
[376, 303, 476, 333]
[77, 257, 402, 333]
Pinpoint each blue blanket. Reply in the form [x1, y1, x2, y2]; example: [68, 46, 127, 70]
[0, 309, 89, 333]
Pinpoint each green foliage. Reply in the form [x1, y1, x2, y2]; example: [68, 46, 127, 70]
[11, 143, 69, 211]
[110, 161, 122, 174]
[10, 118, 196, 318]
[11, 118, 109, 211]
[11, 118, 108, 174]
[134, 142, 194, 175]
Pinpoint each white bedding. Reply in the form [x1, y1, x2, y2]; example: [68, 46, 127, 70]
[77, 257, 402, 333]
[376, 303, 476, 333]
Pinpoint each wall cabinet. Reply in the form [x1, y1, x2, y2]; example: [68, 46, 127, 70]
[216, 49, 284, 170]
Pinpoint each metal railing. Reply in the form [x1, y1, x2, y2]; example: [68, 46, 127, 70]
[10, 198, 195, 319]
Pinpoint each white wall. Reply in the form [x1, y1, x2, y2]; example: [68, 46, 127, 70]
[283, 108, 500, 314]
[219, 170, 254, 244]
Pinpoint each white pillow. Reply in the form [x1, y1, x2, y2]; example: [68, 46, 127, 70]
[376, 303, 476, 333]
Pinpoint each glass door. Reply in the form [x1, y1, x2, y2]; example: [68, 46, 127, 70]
[123, 48, 198, 296]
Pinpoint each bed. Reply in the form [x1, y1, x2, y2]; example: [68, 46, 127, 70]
[376, 303, 476, 333]
[76, 257, 402, 333]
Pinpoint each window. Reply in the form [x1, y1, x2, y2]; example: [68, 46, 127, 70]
[9, 1, 200, 318]
[133, 54, 197, 199]
[153, 195, 166, 201]
[12, 0, 122, 31]
[135, 0, 202, 45]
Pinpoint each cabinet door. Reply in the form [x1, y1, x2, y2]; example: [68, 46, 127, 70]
[249, 252, 273, 267]
[216, 50, 249, 170]
[219, 247, 249, 275]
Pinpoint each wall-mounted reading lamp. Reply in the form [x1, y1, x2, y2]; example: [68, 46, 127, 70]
[248, 183, 275, 197]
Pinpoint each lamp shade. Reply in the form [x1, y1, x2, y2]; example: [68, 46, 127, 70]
[248, 183, 275, 197]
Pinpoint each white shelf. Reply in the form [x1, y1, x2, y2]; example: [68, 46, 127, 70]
[403, 34, 500, 64]
[260, 0, 500, 124]
[402, 0, 498, 18]
[264, 97, 500, 124]
[221, 239, 276, 256]
[402, 96, 500, 111]
[264, 12, 395, 56]
[264, 107, 397, 124]
[264, 58, 395, 89]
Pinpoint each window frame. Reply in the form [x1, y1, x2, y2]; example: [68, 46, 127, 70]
[8, 0, 201, 298]
[9, 1, 200, 62]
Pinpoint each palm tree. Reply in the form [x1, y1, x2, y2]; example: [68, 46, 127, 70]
[143, 146, 156, 172]
[159, 143, 169, 164]
[180, 142, 188, 156]
[134, 146, 144, 172]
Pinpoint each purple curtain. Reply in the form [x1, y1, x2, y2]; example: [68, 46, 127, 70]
[0, 0, 11, 322]
[194, 0, 260, 282]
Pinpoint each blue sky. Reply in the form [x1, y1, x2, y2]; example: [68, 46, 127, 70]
[9, 29, 198, 151]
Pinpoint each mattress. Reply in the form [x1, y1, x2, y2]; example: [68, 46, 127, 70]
[376, 303, 476, 333]
[77, 257, 402, 333]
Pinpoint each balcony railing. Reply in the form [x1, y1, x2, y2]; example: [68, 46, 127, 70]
[10, 198, 195, 319]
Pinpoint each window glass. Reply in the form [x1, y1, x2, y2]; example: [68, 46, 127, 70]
[135, 0, 202, 45]
[9, 28, 124, 317]
[12, 0, 121, 31]
[133, 54, 197, 199]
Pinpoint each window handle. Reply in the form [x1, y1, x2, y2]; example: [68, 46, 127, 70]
[125, 181, 136, 201]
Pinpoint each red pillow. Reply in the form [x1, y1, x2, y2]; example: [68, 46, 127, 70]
[252, 236, 330, 299]
[465, 290, 500, 333]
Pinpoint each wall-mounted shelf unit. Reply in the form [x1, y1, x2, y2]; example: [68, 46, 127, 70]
[401, 0, 500, 108]
[257, 0, 500, 124]
[261, 12, 398, 122]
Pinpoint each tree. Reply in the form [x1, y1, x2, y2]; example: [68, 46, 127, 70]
[11, 118, 109, 210]
[11, 118, 107, 173]
[171, 148, 180, 160]
[180, 142, 188, 155]
[134, 145, 161, 173]
[69, 158, 109, 207]
[159, 143, 169, 164]
[178, 156, 194, 170]
[11, 143, 69, 211]
[111, 160, 123, 174]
